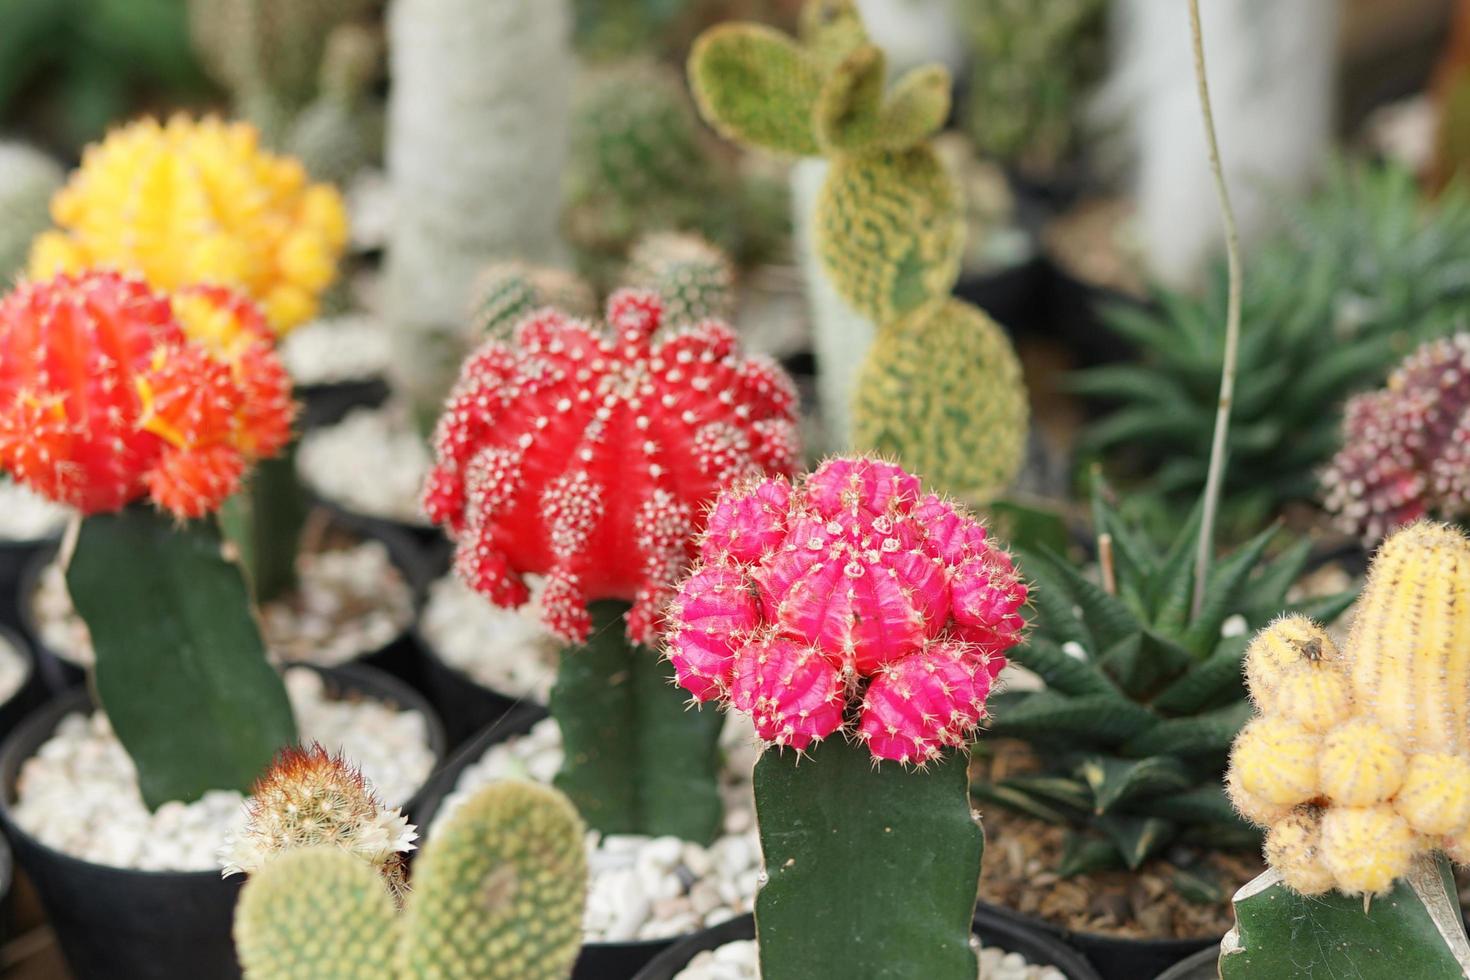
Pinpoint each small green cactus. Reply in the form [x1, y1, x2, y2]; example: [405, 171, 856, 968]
[235, 780, 588, 980]
[625, 232, 735, 328]
[283, 23, 384, 185]
[852, 298, 1027, 502]
[0, 142, 63, 285]
[688, 0, 961, 325]
[469, 261, 597, 340]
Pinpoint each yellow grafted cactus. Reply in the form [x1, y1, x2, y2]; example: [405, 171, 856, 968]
[28, 116, 348, 335]
[1346, 521, 1470, 755]
[236, 846, 399, 980]
[1228, 522, 1470, 896]
[851, 298, 1027, 502]
[232, 780, 587, 980]
[400, 780, 586, 979]
[1318, 805, 1417, 896]
[1263, 808, 1334, 896]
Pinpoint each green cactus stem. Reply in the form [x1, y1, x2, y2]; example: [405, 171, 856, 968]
[1220, 855, 1470, 978]
[469, 261, 596, 341]
[753, 738, 983, 979]
[218, 447, 308, 604]
[624, 232, 735, 329]
[235, 780, 587, 980]
[68, 507, 296, 809]
[548, 600, 724, 844]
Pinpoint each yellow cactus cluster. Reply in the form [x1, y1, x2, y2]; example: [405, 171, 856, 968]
[1228, 521, 1470, 896]
[28, 115, 348, 335]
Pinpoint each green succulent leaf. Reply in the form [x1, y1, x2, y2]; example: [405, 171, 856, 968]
[1180, 524, 1279, 657]
[1096, 814, 1175, 871]
[1097, 630, 1193, 699]
[1057, 832, 1125, 877]
[1140, 782, 1242, 826]
[1149, 634, 1249, 715]
[812, 43, 884, 152]
[986, 692, 1159, 745]
[1120, 701, 1251, 758]
[971, 779, 1085, 826]
[1024, 545, 1141, 652]
[1007, 636, 1116, 697]
[1076, 755, 1192, 814]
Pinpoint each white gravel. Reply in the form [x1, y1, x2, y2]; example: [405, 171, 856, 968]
[11, 668, 436, 871]
[433, 714, 761, 943]
[675, 938, 1068, 980]
[0, 632, 28, 705]
[297, 407, 432, 526]
[34, 540, 414, 669]
[0, 480, 69, 542]
[420, 574, 558, 700]
[280, 314, 392, 386]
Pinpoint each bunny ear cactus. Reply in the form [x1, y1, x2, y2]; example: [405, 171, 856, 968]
[0, 270, 297, 808]
[689, 0, 970, 448]
[234, 780, 587, 980]
[1321, 333, 1470, 543]
[972, 481, 1357, 877]
[423, 289, 800, 843]
[852, 298, 1028, 502]
[663, 456, 1026, 978]
[1218, 522, 1470, 977]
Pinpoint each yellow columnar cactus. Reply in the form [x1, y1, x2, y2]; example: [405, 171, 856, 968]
[28, 115, 348, 334]
[1227, 521, 1470, 896]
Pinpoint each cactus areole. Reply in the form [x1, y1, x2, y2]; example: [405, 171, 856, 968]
[666, 455, 1027, 763]
[423, 289, 800, 645]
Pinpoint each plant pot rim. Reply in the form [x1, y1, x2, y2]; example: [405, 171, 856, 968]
[0, 660, 447, 882]
[410, 617, 549, 708]
[0, 622, 37, 707]
[0, 529, 63, 551]
[19, 513, 431, 675]
[1151, 943, 1221, 980]
[631, 908, 1107, 980]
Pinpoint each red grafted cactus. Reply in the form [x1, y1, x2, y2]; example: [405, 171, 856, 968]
[0, 271, 295, 519]
[423, 289, 800, 644]
[1322, 333, 1470, 542]
[665, 456, 1028, 763]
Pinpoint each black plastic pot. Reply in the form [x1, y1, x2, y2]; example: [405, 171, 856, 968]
[632, 908, 1104, 980]
[1039, 260, 1146, 370]
[296, 376, 390, 432]
[312, 494, 453, 589]
[1153, 944, 1220, 980]
[0, 661, 446, 980]
[0, 625, 43, 746]
[0, 533, 60, 633]
[953, 255, 1047, 335]
[412, 703, 682, 980]
[18, 509, 435, 697]
[975, 901, 1219, 980]
[415, 627, 535, 747]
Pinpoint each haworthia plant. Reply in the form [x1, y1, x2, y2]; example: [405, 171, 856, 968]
[68, 508, 296, 809]
[754, 739, 983, 980]
[549, 601, 724, 843]
[1220, 856, 1470, 978]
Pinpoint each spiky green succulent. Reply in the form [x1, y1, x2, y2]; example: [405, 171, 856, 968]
[974, 484, 1356, 877]
[853, 298, 1028, 503]
[625, 231, 735, 328]
[688, 0, 962, 325]
[962, 0, 1107, 177]
[235, 780, 588, 980]
[1075, 163, 1470, 533]
[469, 261, 597, 340]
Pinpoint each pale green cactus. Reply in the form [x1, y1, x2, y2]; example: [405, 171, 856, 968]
[625, 232, 735, 329]
[0, 142, 64, 285]
[469, 261, 597, 340]
[284, 23, 384, 185]
[235, 780, 588, 980]
[852, 298, 1028, 502]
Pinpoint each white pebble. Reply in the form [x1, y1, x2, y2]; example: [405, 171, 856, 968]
[420, 574, 559, 700]
[297, 407, 432, 525]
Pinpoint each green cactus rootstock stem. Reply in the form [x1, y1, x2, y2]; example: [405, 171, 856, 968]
[219, 447, 307, 604]
[67, 507, 297, 809]
[753, 739, 983, 980]
[549, 600, 724, 844]
[1221, 855, 1470, 978]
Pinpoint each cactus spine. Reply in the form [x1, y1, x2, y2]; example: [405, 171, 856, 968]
[384, 0, 572, 411]
[235, 780, 588, 980]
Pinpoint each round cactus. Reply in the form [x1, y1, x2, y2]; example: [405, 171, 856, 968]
[399, 780, 586, 979]
[625, 231, 736, 329]
[1227, 522, 1470, 896]
[664, 455, 1028, 763]
[0, 271, 295, 518]
[219, 744, 417, 895]
[852, 298, 1028, 502]
[468, 261, 596, 340]
[0, 142, 64, 284]
[283, 23, 384, 185]
[1322, 333, 1470, 543]
[28, 115, 349, 334]
[423, 289, 800, 645]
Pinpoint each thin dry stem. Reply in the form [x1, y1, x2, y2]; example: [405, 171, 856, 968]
[1189, 0, 1243, 618]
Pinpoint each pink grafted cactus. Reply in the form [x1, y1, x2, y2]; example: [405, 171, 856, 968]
[664, 456, 1028, 763]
